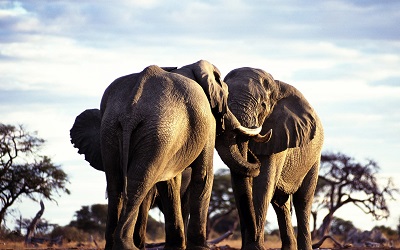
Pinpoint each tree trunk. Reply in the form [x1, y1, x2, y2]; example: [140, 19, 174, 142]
[0, 205, 9, 228]
[25, 200, 45, 246]
[317, 212, 334, 238]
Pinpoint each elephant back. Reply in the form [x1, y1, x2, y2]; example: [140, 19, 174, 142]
[70, 109, 104, 171]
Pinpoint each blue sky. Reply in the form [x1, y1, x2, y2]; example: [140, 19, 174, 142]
[1, 0, 399, 232]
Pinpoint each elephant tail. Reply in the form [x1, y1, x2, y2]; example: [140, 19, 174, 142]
[70, 109, 103, 171]
[121, 127, 130, 200]
[119, 115, 141, 200]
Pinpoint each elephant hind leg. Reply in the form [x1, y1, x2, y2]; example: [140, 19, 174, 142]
[187, 145, 214, 250]
[293, 162, 319, 250]
[113, 179, 156, 250]
[105, 193, 123, 250]
[156, 176, 185, 249]
[103, 147, 123, 250]
[134, 186, 157, 249]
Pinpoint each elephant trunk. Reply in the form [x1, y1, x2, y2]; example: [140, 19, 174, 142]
[215, 131, 261, 177]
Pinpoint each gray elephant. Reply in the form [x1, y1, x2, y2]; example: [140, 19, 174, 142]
[71, 60, 263, 250]
[70, 107, 191, 249]
[215, 67, 324, 250]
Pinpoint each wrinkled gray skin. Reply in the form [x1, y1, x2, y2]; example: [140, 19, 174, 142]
[69, 107, 192, 248]
[215, 67, 324, 250]
[71, 60, 263, 250]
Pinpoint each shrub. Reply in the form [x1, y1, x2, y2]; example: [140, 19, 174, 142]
[50, 226, 90, 242]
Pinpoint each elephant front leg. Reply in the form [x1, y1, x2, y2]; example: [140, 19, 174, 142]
[231, 173, 264, 250]
[156, 177, 185, 250]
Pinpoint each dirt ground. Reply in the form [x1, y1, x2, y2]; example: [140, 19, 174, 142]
[2, 237, 400, 250]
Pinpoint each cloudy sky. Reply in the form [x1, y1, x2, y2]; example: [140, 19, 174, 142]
[1, 0, 399, 232]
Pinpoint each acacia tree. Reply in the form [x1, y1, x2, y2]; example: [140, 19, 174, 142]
[0, 124, 70, 227]
[313, 152, 398, 237]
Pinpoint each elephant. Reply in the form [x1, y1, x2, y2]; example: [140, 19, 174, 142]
[70, 107, 192, 248]
[70, 60, 264, 250]
[215, 67, 324, 250]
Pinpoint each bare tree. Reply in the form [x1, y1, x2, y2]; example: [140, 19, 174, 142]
[0, 124, 70, 227]
[313, 152, 398, 237]
[25, 200, 45, 245]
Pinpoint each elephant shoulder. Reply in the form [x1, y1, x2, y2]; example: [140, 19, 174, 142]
[250, 81, 319, 155]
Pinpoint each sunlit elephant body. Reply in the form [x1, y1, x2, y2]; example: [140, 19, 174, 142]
[216, 67, 324, 250]
[70, 107, 192, 247]
[71, 60, 262, 250]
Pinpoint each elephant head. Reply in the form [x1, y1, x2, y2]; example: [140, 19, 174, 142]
[217, 67, 317, 173]
[216, 67, 315, 177]
[173, 60, 262, 134]
[213, 67, 277, 178]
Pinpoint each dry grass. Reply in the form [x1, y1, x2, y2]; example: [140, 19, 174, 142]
[0, 240, 105, 249]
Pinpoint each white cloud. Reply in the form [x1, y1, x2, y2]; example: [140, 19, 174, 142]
[0, 1, 27, 16]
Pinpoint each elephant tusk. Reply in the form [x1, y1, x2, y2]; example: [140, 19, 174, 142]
[235, 125, 262, 136]
[252, 129, 272, 143]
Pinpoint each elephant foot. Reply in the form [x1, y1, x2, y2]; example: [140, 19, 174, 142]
[281, 241, 298, 250]
[186, 246, 210, 250]
[242, 242, 265, 250]
[164, 246, 185, 250]
[281, 247, 297, 250]
[186, 241, 210, 250]
[112, 239, 138, 250]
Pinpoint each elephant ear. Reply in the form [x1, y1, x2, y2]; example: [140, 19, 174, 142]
[250, 80, 317, 155]
[189, 60, 228, 115]
[70, 109, 104, 171]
